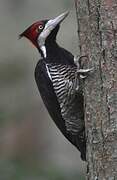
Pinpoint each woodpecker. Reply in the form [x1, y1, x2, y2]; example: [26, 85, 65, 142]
[20, 11, 92, 161]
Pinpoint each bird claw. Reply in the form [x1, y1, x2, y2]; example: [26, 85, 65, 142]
[74, 55, 88, 68]
[78, 68, 94, 79]
[77, 68, 94, 73]
[74, 55, 94, 79]
[80, 75, 87, 79]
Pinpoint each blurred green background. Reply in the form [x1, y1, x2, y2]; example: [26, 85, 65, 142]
[0, 0, 85, 179]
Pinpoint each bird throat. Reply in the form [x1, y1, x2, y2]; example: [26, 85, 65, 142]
[43, 41, 61, 62]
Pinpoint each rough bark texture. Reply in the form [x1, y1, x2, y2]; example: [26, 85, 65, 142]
[75, 0, 117, 179]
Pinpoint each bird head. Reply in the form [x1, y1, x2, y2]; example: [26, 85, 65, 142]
[20, 11, 69, 58]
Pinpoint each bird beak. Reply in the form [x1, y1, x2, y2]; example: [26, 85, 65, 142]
[45, 11, 69, 30]
[38, 11, 69, 58]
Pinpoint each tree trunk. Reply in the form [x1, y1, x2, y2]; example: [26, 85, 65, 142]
[75, 0, 117, 179]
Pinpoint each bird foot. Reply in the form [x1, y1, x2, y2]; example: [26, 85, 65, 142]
[74, 55, 88, 68]
[77, 68, 94, 73]
[74, 55, 94, 79]
[78, 68, 94, 79]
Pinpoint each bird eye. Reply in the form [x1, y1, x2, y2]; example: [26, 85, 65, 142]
[38, 25, 43, 30]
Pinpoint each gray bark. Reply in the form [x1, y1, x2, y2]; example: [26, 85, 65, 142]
[75, 0, 117, 179]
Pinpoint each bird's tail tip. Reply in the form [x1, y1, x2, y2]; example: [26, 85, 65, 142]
[81, 152, 86, 161]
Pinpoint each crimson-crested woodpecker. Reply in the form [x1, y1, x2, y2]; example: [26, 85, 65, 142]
[20, 11, 92, 161]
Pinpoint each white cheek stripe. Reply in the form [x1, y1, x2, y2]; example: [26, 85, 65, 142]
[40, 45, 47, 58]
[46, 64, 52, 81]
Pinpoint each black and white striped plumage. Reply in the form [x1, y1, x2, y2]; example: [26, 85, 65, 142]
[46, 63, 84, 135]
[35, 55, 86, 161]
[20, 12, 90, 161]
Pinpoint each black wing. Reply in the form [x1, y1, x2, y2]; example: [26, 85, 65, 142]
[47, 63, 85, 135]
[34, 60, 86, 161]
